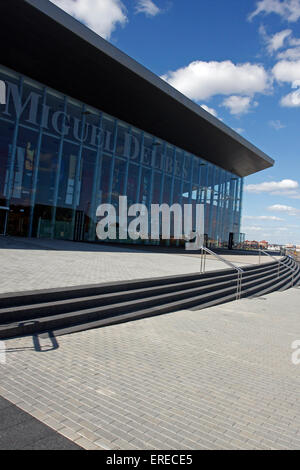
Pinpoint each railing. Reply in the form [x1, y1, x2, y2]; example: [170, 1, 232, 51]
[285, 248, 300, 264]
[200, 246, 244, 300]
[258, 249, 298, 287]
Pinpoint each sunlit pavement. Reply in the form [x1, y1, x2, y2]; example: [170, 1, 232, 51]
[0, 237, 273, 294]
[1, 288, 300, 450]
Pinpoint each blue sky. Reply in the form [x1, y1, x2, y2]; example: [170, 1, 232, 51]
[50, 0, 300, 245]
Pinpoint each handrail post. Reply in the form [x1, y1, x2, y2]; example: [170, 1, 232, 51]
[200, 247, 208, 274]
[259, 249, 298, 282]
[200, 248, 202, 273]
[200, 247, 203, 274]
[199, 246, 244, 301]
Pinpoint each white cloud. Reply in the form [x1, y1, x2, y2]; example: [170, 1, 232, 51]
[269, 119, 286, 129]
[273, 191, 300, 198]
[245, 179, 299, 193]
[277, 46, 300, 59]
[273, 58, 300, 106]
[249, 0, 300, 22]
[161, 60, 270, 101]
[243, 206, 300, 243]
[243, 226, 264, 232]
[234, 128, 245, 134]
[268, 204, 300, 215]
[241, 220, 300, 243]
[243, 215, 284, 221]
[200, 104, 218, 117]
[273, 59, 300, 83]
[280, 88, 300, 106]
[135, 0, 161, 16]
[274, 33, 300, 59]
[50, 0, 127, 39]
[269, 29, 293, 52]
[260, 26, 292, 54]
[290, 36, 300, 45]
[221, 96, 257, 115]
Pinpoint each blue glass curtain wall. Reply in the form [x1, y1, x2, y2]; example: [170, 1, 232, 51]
[0, 64, 243, 247]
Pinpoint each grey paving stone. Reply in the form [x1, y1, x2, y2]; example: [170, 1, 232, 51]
[0, 236, 263, 294]
[1, 278, 300, 450]
[0, 398, 82, 450]
[21, 435, 82, 450]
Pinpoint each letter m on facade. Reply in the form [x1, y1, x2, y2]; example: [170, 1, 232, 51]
[0, 80, 6, 105]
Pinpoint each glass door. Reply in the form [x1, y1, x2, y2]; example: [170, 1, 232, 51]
[73, 210, 85, 241]
[0, 208, 8, 235]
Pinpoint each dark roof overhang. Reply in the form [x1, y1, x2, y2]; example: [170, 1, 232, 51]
[0, 0, 274, 177]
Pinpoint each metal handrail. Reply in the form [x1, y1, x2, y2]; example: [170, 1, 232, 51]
[258, 249, 298, 287]
[200, 246, 244, 300]
[285, 249, 300, 264]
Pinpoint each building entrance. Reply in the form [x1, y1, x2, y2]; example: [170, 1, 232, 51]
[0, 207, 8, 235]
[73, 210, 85, 242]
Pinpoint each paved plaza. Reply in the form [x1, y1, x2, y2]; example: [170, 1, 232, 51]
[0, 396, 82, 450]
[1, 287, 300, 450]
[0, 237, 273, 294]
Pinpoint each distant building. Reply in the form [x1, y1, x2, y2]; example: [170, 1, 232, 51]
[268, 245, 282, 251]
[244, 240, 270, 250]
[285, 244, 296, 250]
[244, 240, 259, 249]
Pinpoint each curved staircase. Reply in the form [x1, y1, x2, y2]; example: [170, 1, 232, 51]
[0, 256, 299, 339]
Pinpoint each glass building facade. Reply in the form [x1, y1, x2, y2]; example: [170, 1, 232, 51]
[0, 64, 243, 247]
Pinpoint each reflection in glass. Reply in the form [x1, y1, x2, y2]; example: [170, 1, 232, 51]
[102, 115, 115, 154]
[0, 65, 244, 248]
[111, 158, 127, 208]
[78, 148, 96, 238]
[33, 135, 60, 238]
[116, 123, 129, 157]
[139, 168, 152, 209]
[127, 164, 139, 206]
[57, 142, 79, 208]
[0, 120, 14, 205]
[99, 153, 112, 204]
[152, 172, 162, 204]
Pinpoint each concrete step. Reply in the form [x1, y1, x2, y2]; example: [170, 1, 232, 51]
[0, 257, 297, 339]
[0, 263, 282, 323]
[0, 258, 296, 339]
[0, 259, 278, 309]
[46, 260, 300, 337]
